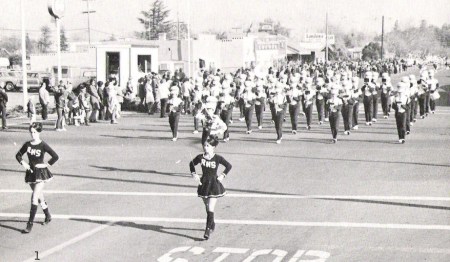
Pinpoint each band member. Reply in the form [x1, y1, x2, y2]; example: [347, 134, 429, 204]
[168, 86, 184, 141]
[195, 97, 227, 145]
[267, 77, 277, 123]
[428, 70, 440, 114]
[362, 72, 374, 126]
[417, 70, 429, 118]
[409, 75, 419, 124]
[242, 81, 256, 134]
[400, 76, 412, 135]
[218, 86, 234, 142]
[340, 81, 354, 135]
[324, 70, 334, 122]
[273, 83, 287, 144]
[371, 71, 380, 122]
[303, 77, 315, 130]
[181, 78, 192, 114]
[380, 73, 392, 119]
[315, 77, 326, 125]
[192, 85, 203, 134]
[15, 122, 59, 233]
[287, 78, 301, 134]
[255, 80, 267, 130]
[392, 83, 409, 143]
[328, 86, 343, 143]
[189, 135, 232, 240]
[351, 77, 361, 130]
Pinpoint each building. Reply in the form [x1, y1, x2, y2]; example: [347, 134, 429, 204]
[153, 32, 287, 76]
[30, 40, 158, 88]
[95, 40, 158, 88]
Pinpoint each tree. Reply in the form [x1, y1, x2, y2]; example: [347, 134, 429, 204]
[109, 34, 117, 41]
[60, 27, 68, 51]
[38, 25, 52, 53]
[137, 0, 172, 40]
[258, 18, 290, 37]
[362, 42, 383, 60]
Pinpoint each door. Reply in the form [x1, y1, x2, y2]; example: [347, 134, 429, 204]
[106, 52, 120, 82]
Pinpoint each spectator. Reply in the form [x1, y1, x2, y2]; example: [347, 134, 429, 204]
[39, 81, 50, 120]
[0, 82, 8, 130]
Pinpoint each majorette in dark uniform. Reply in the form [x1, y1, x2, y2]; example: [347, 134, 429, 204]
[15, 122, 59, 233]
[189, 136, 232, 240]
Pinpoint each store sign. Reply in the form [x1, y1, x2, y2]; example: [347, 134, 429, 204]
[48, 0, 66, 19]
[305, 33, 335, 45]
[255, 37, 287, 51]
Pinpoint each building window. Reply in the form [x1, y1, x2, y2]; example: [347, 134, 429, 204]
[137, 55, 151, 73]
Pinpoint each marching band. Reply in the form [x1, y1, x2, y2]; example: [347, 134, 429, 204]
[153, 64, 441, 145]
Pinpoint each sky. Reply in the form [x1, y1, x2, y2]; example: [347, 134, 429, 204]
[1, 0, 449, 42]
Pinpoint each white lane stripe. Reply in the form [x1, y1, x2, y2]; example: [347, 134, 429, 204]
[1, 213, 449, 231]
[1, 189, 449, 201]
[22, 221, 113, 262]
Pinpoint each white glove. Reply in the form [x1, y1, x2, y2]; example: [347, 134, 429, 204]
[217, 173, 226, 182]
[192, 173, 202, 185]
[21, 161, 33, 173]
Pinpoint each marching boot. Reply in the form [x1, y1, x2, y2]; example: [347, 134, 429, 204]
[22, 204, 38, 234]
[43, 206, 52, 225]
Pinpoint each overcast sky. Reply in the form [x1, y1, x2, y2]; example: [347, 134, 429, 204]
[1, 0, 449, 41]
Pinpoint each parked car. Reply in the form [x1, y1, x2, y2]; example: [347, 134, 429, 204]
[16, 71, 50, 92]
[0, 70, 21, 91]
[51, 66, 96, 88]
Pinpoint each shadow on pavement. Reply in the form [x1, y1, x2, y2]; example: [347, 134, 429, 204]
[0, 219, 27, 233]
[317, 198, 450, 211]
[90, 165, 189, 178]
[70, 218, 205, 241]
[220, 152, 450, 168]
[0, 168, 298, 196]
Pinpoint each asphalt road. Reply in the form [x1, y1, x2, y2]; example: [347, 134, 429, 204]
[1, 68, 449, 262]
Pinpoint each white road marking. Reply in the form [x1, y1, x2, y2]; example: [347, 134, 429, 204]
[1, 189, 449, 201]
[1, 213, 449, 231]
[22, 221, 113, 262]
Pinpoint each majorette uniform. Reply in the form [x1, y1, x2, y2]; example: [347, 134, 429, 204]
[16, 141, 59, 183]
[189, 153, 232, 198]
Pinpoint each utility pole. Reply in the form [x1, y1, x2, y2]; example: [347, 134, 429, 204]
[177, 11, 180, 40]
[325, 12, 328, 62]
[21, 0, 28, 109]
[381, 15, 384, 60]
[82, 0, 96, 44]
